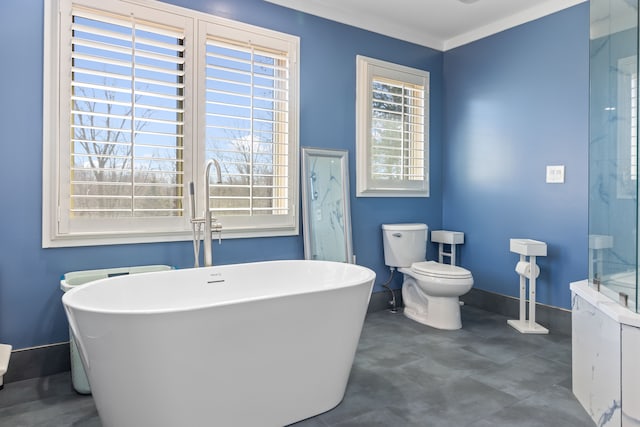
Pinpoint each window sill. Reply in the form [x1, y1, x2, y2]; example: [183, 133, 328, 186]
[43, 226, 299, 248]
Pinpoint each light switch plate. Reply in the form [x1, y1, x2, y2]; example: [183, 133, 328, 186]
[546, 165, 565, 183]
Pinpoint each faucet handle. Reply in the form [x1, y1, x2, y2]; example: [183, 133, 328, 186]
[211, 222, 223, 244]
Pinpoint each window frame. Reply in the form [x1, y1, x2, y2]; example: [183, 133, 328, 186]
[355, 55, 430, 198]
[198, 21, 298, 233]
[43, 0, 300, 247]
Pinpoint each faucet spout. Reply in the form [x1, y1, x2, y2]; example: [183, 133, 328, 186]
[203, 159, 222, 267]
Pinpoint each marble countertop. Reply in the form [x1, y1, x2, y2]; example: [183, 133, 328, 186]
[570, 280, 640, 328]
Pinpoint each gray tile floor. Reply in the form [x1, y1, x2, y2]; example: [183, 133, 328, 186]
[0, 305, 594, 427]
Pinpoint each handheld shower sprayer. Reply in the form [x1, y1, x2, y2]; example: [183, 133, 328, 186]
[189, 182, 197, 222]
[189, 181, 203, 267]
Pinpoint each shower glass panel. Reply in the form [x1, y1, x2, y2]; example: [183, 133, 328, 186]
[589, 0, 639, 312]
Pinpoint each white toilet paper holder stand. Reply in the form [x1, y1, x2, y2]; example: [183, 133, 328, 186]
[508, 239, 548, 334]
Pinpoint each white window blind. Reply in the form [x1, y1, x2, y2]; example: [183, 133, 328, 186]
[204, 36, 291, 217]
[356, 55, 429, 197]
[67, 7, 186, 220]
[371, 76, 425, 182]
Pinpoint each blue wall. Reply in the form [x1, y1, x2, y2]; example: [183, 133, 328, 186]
[0, 0, 443, 349]
[442, 4, 589, 309]
[0, 0, 590, 350]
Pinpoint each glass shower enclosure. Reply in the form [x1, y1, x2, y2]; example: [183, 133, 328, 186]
[589, 0, 639, 312]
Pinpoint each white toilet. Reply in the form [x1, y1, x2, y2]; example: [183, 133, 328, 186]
[382, 223, 474, 330]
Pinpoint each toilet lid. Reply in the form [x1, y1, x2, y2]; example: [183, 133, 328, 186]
[411, 261, 472, 279]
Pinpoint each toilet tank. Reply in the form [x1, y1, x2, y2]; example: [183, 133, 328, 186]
[381, 223, 427, 268]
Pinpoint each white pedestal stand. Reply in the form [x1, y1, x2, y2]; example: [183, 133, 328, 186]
[508, 239, 548, 334]
[431, 230, 465, 265]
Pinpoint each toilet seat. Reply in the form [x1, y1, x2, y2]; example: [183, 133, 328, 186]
[411, 261, 472, 279]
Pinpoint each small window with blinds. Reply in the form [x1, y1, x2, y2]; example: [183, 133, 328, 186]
[356, 55, 429, 197]
[66, 8, 186, 222]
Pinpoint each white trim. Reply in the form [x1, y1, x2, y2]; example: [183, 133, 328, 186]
[444, 0, 586, 50]
[42, 0, 62, 248]
[44, 227, 298, 248]
[265, 0, 586, 51]
[265, 0, 445, 50]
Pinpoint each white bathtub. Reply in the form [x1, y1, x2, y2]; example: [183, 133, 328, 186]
[62, 260, 375, 427]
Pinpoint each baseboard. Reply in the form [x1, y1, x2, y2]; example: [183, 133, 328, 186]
[3, 342, 70, 385]
[461, 288, 571, 336]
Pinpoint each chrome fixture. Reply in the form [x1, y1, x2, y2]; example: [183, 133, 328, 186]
[619, 292, 629, 308]
[203, 159, 223, 267]
[189, 159, 223, 267]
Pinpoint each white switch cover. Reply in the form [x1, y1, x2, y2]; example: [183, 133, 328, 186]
[546, 165, 565, 183]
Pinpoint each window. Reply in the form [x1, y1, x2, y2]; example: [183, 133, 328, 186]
[202, 26, 293, 229]
[616, 55, 637, 199]
[43, 0, 299, 247]
[355, 55, 429, 197]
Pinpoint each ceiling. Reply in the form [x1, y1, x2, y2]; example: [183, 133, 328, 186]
[264, 0, 587, 51]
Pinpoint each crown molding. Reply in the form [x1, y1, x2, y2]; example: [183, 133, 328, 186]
[265, 0, 588, 52]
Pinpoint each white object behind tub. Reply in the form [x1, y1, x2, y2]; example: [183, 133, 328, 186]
[0, 344, 11, 388]
[60, 264, 174, 394]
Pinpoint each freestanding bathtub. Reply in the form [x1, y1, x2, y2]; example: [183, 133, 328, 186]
[62, 260, 375, 427]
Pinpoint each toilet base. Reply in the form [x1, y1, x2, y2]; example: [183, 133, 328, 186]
[404, 296, 462, 330]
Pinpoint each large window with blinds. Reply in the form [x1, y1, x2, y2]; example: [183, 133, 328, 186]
[67, 7, 186, 221]
[202, 30, 291, 224]
[43, 0, 299, 247]
[355, 55, 429, 197]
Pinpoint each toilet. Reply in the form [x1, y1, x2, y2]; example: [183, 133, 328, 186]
[382, 223, 473, 330]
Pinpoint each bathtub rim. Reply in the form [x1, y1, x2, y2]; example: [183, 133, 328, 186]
[62, 259, 376, 316]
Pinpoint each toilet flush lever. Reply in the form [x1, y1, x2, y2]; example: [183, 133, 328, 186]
[392, 233, 402, 238]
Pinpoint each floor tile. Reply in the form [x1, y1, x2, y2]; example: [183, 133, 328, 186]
[468, 384, 594, 427]
[469, 354, 571, 400]
[0, 306, 594, 427]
